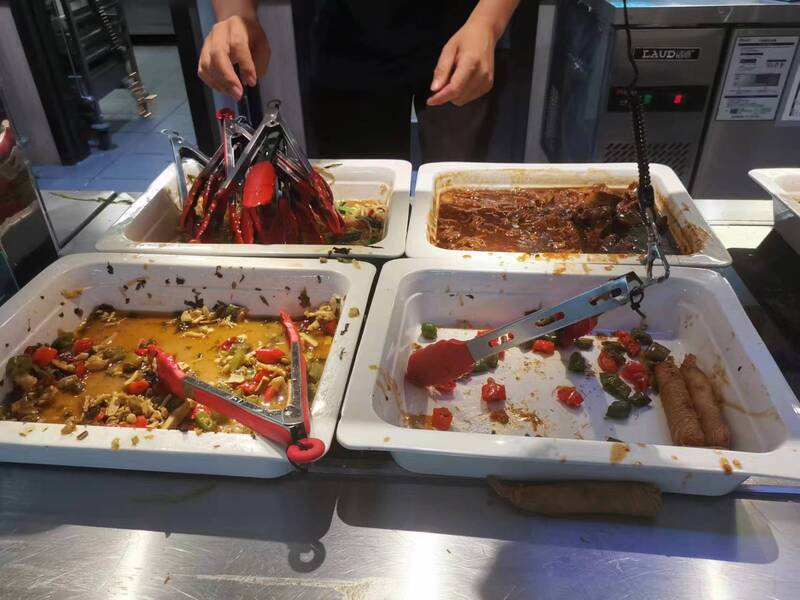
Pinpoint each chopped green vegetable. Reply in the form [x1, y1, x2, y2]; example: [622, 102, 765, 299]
[575, 337, 594, 350]
[630, 392, 652, 407]
[421, 322, 438, 340]
[6, 355, 33, 379]
[630, 328, 653, 346]
[473, 354, 499, 373]
[307, 360, 325, 382]
[567, 352, 587, 373]
[55, 375, 84, 394]
[644, 342, 671, 363]
[122, 353, 144, 370]
[602, 340, 627, 354]
[101, 346, 127, 363]
[606, 400, 632, 419]
[194, 411, 215, 432]
[52, 330, 75, 352]
[228, 348, 247, 372]
[600, 372, 631, 401]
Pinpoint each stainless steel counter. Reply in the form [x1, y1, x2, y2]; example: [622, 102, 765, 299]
[2, 199, 800, 600]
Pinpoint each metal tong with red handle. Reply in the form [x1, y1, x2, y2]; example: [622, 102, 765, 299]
[149, 312, 325, 465]
[407, 272, 654, 388]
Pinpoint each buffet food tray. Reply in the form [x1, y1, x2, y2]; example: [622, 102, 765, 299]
[96, 159, 411, 260]
[407, 162, 731, 267]
[0, 253, 374, 478]
[338, 259, 800, 495]
[750, 168, 800, 255]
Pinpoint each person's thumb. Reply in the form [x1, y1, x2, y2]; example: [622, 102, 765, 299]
[431, 40, 457, 92]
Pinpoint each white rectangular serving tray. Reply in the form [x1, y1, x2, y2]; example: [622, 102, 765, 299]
[749, 168, 800, 255]
[338, 259, 800, 495]
[96, 159, 411, 259]
[407, 162, 732, 268]
[0, 253, 375, 478]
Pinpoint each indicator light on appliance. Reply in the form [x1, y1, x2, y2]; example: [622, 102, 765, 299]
[643, 94, 653, 105]
[673, 94, 684, 105]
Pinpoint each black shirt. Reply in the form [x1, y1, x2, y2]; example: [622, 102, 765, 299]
[311, 0, 475, 90]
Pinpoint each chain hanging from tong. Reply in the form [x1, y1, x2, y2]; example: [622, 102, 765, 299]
[621, 0, 670, 319]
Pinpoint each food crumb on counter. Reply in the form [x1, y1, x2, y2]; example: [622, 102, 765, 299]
[720, 457, 733, 474]
[348, 307, 360, 318]
[61, 288, 84, 299]
[60, 420, 77, 435]
[131, 435, 140, 447]
[111, 438, 120, 450]
[733, 459, 742, 469]
[383, 436, 390, 443]
[77, 430, 88, 441]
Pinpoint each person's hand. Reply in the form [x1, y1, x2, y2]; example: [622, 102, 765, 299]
[198, 15, 270, 100]
[427, 19, 497, 107]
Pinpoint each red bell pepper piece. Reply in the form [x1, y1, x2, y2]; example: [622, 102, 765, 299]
[32, 346, 58, 367]
[481, 377, 507, 402]
[433, 380, 457, 393]
[557, 386, 584, 407]
[72, 337, 93, 355]
[432, 407, 453, 431]
[620, 360, 650, 392]
[125, 379, 150, 395]
[532, 339, 556, 355]
[557, 316, 598, 348]
[598, 350, 622, 373]
[243, 161, 276, 208]
[255, 347, 285, 364]
[323, 321, 337, 335]
[74, 361, 87, 379]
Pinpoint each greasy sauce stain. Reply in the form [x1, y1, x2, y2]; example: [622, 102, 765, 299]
[610, 442, 630, 464]
[507, 404, 544, 431]
[37, 311, 332, 424]
[403, 414, 433, 429]
[721, 400, 778, 419]
[720, 457, 733, 475]
[732, 459, 742, 469]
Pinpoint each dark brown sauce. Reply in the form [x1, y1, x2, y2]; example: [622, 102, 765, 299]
[434, 185, 678, 254]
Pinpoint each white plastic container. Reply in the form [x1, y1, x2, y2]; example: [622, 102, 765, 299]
[749, 168, 800, 255]
[407, 162, 731, 267]
[338, 259, 800, 495]
[95, 159, 411, 260]
[0, 253, 374, 478]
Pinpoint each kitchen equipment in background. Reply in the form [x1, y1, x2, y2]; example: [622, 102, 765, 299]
[541, 0, 800, 199]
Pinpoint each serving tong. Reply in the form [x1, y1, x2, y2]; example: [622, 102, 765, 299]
[406, 1, 670, 387]
[149, 311, 325, 465]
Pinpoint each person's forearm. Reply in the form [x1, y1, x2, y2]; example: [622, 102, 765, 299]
[212, 0, 258, 21]
[467, 0, 521, 41]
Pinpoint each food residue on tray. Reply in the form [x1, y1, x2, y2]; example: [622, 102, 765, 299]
[1, 297, 341, 435]
[434, 184, 678, 254]
[404, 319, 732, 449]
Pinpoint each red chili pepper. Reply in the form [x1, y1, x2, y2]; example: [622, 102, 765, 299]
[249, 206, 270, 244]
[229, 200, 244, 244]
[133, 415, 148, 428]
[190, 171, 224, 242]
[125, 379, 150, 395]
[75, 361, 87, 379]
[276, 194, 300, 243]
[621, 361, 650, 391]
[32, 346, 58, 367]
[72, 337, 93, 355]
[481, 377, 507, 402]
[433, 380, 456, 393]
[240, 204, 254, 244]
[557, 316, 599, 348]
[94, 410, 106, 423]
[431, 407, 453, 431]
[557, 386, 584, 407]
[256, 347, 285, 364]
[180, 170, 208, 230]
[598, 350, 621, 373]
[134, 347, 149, 357]
[532, 339, 556, 355]
[323, 320, 337, 335]
[292, 196, 326, 244]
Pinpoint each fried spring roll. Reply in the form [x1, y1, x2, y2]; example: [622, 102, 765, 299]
[488, 478, 662, 517]
[654, 357, 705, 446]
[680, 354, 731, 449]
